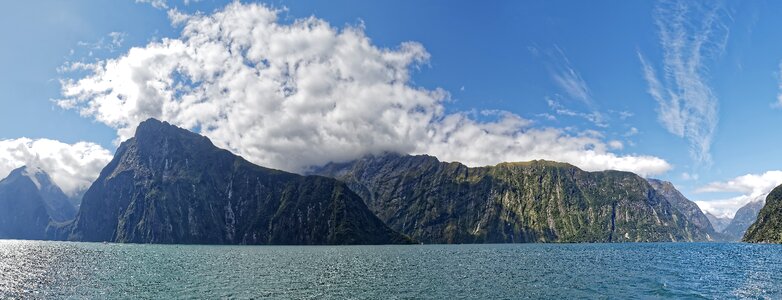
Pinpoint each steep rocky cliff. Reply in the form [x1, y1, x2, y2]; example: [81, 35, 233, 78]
[744, 185, 782, 243]
[646, 179, 716, 235]
[67, 119, 409, 245]
[315, 153, 715, 243]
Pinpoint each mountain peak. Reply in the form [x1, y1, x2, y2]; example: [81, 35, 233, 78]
[135, 118, 189, 138]
[646, 178, 671, 186]
[69, 118, 409, 245]
[130, 118, 215, 158]
[7, 165, 52, 190]
[0, 165, 76, 231]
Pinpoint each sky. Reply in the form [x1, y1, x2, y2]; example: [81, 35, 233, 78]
[1, 0, 782, 218]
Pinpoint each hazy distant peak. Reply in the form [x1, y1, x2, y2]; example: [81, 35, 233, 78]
[21, 165, 50, 190]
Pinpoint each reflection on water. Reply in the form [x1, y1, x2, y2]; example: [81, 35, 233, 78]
[0, 240, 780, 298]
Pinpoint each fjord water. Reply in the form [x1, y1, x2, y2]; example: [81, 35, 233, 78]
[1, 241, 779, 298]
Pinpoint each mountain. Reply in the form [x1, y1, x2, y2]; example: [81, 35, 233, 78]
[704, 212, 732, 233]
[66, 119, 409, 245]
[722, 199, 764, 241]
[744, 185, 782, 243]
[646, 179, 717, 236]
[22, 166, 77, 222]
[313, 153, 715, 243]
[0, 166, 75, 239]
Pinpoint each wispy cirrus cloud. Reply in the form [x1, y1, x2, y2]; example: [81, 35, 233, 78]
[639, 0, 730, 166]
[543, 46, 607, 128]
[550, 51, 592, 106]
[546, 97, 607, 127]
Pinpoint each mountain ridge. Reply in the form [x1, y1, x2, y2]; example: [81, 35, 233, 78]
[65, 118, 411, 245]
[314, 153, 716, 243]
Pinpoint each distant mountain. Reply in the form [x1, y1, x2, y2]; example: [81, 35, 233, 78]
[22, 166, 77, 222]
[65, 119, 409, 245]
[646, 179, 717, 237]
[704, 212, 732, 233]
[0, 166, 75, 239]
[314, 153, 715, 243]
[744, 185, 782, 243]
[723, 199, 764, 241]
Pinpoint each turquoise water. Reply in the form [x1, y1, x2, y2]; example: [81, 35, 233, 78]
[0, 241, 780, 299]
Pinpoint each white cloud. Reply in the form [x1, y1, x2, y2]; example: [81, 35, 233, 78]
[695, 194, 764, 219]
[697, 171, 782, 194]
[57, 2, 672, 177]
[615, 110, 633, 120]
[0, 138, 112, 197]
[546, 47, 607, 128]
[625, 127, 639, 137]
[680, 172, 699, 181]
[639, 0, 729, 166]
[607, 140, 623, 150]
[694, 170, 782, 218]
[108, 32, 126, 49]
[550, 46, 592, 105]
[136, 0, 168, 9]
[68, 32, 127, 58]
[546, 98, 607, 128]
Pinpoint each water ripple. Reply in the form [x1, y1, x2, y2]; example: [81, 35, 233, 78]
[0, 241, 780, 298]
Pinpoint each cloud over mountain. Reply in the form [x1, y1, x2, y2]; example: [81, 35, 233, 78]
[0, 138, 112, 196]
[58, 2, 671, 176]
[695, 170, 782, 218]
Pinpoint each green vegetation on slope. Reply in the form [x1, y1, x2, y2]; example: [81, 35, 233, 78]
[744, 184, 782, 243]
[315, 153, 715, 244]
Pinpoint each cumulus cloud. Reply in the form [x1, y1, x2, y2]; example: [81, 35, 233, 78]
[57, 2, 672, 177]
[694, 171, 782, 218]
[0, 138, 112, 197]
[639, 0, 729, 165]
[421, 111, 669, 176]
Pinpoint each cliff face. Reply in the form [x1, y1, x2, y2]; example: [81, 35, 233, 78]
[744, 185, 782, 243]
[315, 153, 715, 244]
[646, 179, 718, 235]
[68, 119, 409, 245]
[705, 212, 731, 233]
[722, 200, 764, 241]
[0, 166, 75, 239]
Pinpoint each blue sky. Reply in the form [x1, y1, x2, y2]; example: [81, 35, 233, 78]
[1, 0, 782, 217]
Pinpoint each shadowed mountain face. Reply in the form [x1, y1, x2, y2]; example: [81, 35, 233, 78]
[314, 153, 716, 244]
[705, 213, 732, 233]
[744, 185, 782, 243]
[0, 166, 75, 239]
[67, 119, 409, 245]
[721, 200, 764, 241]
[20, 166, 76, 222]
